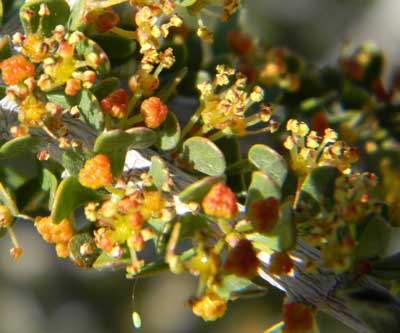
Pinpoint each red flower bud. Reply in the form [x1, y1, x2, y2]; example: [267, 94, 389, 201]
[268, 251, 294, 276]
[202, 183, 238, 219]
[101, 88, 129, 118]
[140, 96, 168, 128]
[247, 197, 280, 233]
[224, 239, 259, 278]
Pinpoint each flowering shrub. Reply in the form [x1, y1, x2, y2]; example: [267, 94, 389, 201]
[0, 1, 399, 332]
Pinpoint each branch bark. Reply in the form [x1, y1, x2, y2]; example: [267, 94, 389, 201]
[0, 99, 378, 332]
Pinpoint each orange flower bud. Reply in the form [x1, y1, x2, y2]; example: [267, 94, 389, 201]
[268, 251, 294, 276]
[128, 212, 144, 229]
[140, 96, 168, 128]
[247, 197, 280, 233]
[190, 292, 227, 321]
[118, 194, 140, 213]
[79, 154, 113, 189]
[65, 78, 81, 96]
[0, 55, 35, 85]
[101, 88, 129, 118]
[224, 239, 259, 278]
[283, 302, 315, 333]
[202, 183, 238, 219]
[35, 216, 74, 245]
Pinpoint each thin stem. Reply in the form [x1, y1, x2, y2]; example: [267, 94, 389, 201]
[41, 123, 60, 142]
[226, 158, 251, 174]
[105, 185, 125, 197]
[179, 105, 204, 143]
[7, 226, 20, 249]
[217, 218, 232, 234]
[15, 214, 33, 221]
[127, 92, 142, 115]
[207, 130, 225, 142]
[93, 0, 128, 8]
[111, 26, 136, 40]
[292, 175, 305, 210]
[158, 67, 188, 102]
[125, 114, 143, 128]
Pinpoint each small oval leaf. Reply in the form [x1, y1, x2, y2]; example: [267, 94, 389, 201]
[182, 137, 226, 176]
[0, 135, 41, 159]
[52, 177, 103, 224]
[179, 175, 225, 203]
[248, 144, 287, 187]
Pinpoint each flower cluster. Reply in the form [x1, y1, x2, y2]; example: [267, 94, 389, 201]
[164, 182, 264, 321]
[284, 119, 359, 176]
[299, 171, 379, 272]
[195, 65, 278, 137]
[1, 5, 106, 135]
[85, 179, 173, 274]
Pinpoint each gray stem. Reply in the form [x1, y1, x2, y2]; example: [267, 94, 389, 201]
[0, 99, 376, 332]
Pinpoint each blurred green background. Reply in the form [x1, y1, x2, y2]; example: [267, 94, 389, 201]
[1, 0, 398, 332]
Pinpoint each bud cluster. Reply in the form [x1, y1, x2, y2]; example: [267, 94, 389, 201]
[35, 216, 75, 258]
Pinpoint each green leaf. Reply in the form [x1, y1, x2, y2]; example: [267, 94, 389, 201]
[93, 251, 131, 271]
[148, 156, 169, 190]
[126, 127, 157, 149]
[247, 201, 296, 251]
[156, 112, 180, 151]
[370, 252, 400, 280]
[46, 88, 79, 109]
[340, 287, 400, 333]
[0, 181, 18, 215]
[48, 89, 105, 131]
[174, 0, 197, 6]
[90, 33, 137, 61]
[216, 136, 245, 192]
[91, 77, 120, 101]
[0, 85, 5, 99]
[40, 168, 57, 208]
[68, 232, 101, 268]
[77, 89, 104, 132]
[341, 82, 371, 109]
[20, 0, 70, 37]
[93, 128, 156, 177]
[246, 171, 281, 206]
[298, 166, 341, 214]
[0, 135, 41, 159]
[67, 0, 87, 31]
[0, 35, 11, 61]
[178, 175, 225, 203]
[179, 213, 211, 239]
[0, 0, 3, 27]
[248, 144, 287, 187]
[62, 146, 91, 177]
[182, 137, 226, 176]
[215, 274, 267, 301]
[354, 216, 390, 260]
[51, 177, 103, 224]
[75, 37, 110, 75]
